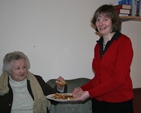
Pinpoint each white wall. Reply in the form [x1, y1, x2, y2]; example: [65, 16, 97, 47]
[0, 0, 140, 88]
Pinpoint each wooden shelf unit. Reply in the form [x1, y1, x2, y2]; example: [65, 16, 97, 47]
[120, 16, 141, 22]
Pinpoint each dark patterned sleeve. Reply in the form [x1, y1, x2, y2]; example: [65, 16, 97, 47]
[34, 75, 67, 96]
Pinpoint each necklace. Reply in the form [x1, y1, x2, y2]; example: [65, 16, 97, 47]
[103, 44, 106, 50]
[103, 42, 106, 46]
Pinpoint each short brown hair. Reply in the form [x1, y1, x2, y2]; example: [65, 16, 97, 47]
[91, 4, 121, 32]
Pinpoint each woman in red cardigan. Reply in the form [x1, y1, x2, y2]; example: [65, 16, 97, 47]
[72, 4, 134, 113]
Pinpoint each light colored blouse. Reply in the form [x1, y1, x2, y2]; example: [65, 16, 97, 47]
[9, 76, 34, 113]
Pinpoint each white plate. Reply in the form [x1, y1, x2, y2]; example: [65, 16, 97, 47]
[46, 93, 74, 102]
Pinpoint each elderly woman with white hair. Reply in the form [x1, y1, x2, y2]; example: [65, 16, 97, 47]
[0, 51, 67, 113]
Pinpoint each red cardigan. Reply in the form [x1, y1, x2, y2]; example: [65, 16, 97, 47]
[81, 32, 134, 102]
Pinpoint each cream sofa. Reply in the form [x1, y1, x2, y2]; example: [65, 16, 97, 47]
[47, 78, 92, 113]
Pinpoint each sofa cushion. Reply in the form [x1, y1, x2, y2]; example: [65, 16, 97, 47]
[47, 78, 92, 113]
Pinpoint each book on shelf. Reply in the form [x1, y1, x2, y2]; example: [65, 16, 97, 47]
[114, 4, 132, 9]
[119, 13, 130, 16]
[128, 0, 137, 16]
[129, 0, 141, 16]
[136, 0, 141, 16]
[124, 0, 131, 4]
[118, 0, 132, 5]
[118, 0, 141, 16]
[115, 8, 131, 14]
[140, 0, 141, 16]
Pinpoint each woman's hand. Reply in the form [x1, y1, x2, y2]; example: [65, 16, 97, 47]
[72, 87, 83, 95]
[56, 76, 66, 90]
[74, 91, 90, 101]
[72, 88, 90, 101]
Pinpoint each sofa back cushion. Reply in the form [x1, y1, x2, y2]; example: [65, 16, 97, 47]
[47, 78, 92, 113]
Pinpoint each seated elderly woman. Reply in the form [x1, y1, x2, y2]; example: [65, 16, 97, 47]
[0, 51, 67, 113]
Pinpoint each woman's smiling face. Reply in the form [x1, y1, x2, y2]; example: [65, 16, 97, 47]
[9, 58, 28, 81]
[95, 13, 112, 36]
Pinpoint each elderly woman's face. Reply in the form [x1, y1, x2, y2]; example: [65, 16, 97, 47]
[9, 58, 28, 81]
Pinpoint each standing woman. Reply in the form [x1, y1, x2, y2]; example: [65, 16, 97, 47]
[0, 51, 67, 113]
[72, 4, 134, 113]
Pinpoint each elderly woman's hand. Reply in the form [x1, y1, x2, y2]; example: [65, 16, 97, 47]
[56, 76, 66, 91]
